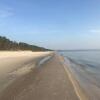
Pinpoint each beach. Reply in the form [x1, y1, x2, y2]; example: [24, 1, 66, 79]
[0, 51, 52, 93]
[0, 51, 80, 100]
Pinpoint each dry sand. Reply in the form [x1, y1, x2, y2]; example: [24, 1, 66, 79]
[0, 51, 52, 93]
[0, 52, 79, 100]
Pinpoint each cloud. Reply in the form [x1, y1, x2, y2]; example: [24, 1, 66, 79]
[0, 6, 13, 18]
[89, 29, 100, 33]
[0, 10, 13, 18]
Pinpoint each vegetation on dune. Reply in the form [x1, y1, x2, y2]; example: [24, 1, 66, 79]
[0, 36, 50, 51]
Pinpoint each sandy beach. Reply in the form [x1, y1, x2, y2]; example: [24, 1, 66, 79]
[0, 51, 52, 93]
[0, 51, 80, 100]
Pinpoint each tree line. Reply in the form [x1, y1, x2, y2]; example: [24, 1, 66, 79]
[0, 36, 50, 51]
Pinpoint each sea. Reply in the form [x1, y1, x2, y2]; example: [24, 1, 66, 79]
[60, 50, 100, 100]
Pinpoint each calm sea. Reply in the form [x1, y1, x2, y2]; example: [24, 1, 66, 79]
[60, 50, 100, 100]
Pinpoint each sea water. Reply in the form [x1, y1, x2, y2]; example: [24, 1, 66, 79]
[60, 50, 100, 100]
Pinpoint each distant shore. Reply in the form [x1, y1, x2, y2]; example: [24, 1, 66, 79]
[0, 36, 50, 51]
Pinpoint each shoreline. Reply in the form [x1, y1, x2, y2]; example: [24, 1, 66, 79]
[58, 54, 89, 100]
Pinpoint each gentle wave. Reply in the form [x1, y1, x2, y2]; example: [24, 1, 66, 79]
[60, 51, 100, 100]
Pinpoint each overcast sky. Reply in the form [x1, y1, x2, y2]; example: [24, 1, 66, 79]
[0, 0, 100, 50]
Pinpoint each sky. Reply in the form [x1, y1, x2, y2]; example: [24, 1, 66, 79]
[0, 0, 100, 50]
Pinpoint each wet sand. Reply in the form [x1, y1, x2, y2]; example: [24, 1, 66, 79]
[0, 52, 79, 100]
